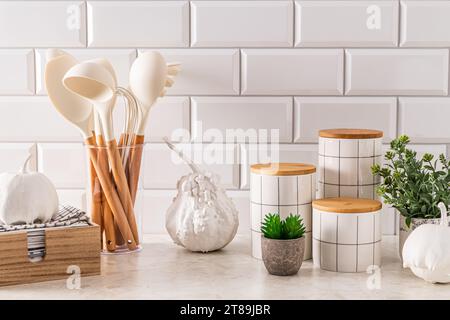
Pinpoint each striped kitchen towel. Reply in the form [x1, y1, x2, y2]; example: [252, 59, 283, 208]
[0, 205, 91, 233]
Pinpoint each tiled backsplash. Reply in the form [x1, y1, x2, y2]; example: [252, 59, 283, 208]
[0, 0, 449, 236]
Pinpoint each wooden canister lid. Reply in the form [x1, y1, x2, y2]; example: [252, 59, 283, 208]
[312, 197, 382, 213]
[251, 163, 316, 176]
[319, 129, 383, 139]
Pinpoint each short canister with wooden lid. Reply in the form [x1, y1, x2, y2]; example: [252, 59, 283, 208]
[312, 197, 382, 273]
[318, 129, 383, 199]
[250, 163, 316, 260]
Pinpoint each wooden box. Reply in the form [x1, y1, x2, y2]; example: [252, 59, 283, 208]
[0, 225, 101, 287]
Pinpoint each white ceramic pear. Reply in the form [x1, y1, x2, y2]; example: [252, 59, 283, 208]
[403, 202, 450, 283]
[164, 138, 239, 252]
[0, 154, 58, 225]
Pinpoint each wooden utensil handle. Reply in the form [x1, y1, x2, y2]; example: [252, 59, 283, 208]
[115, 133, 128, 247]
[102, 201, 117, 252]
[107, 139, 140, 245]
[89, 160, 103, 227]
[88, 158, 103, 249]
[96, 136, 117, 252]
[86, 137, 137, 251]
[129, 135, 145, 204]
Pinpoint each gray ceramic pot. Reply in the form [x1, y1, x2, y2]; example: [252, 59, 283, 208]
[261, 236, 305, 276]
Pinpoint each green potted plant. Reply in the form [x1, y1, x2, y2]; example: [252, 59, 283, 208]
[372, 135, 450, 257]
[260, 213, 305, 276]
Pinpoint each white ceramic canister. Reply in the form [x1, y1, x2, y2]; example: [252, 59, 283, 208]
[312, 197, 382, 273]
[250, 163, 316, 260]
[318, 129, 383, 199]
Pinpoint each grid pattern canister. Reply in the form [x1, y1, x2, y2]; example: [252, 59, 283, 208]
[250, 163, 316, 260]
[312, 198, 382, 273]
[318, 129, 383, 200]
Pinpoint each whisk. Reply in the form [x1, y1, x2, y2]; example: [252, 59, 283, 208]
[115, 86, 139, 169]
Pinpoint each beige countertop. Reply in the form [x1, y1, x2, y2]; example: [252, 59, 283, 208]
[0, 235, 449, 300]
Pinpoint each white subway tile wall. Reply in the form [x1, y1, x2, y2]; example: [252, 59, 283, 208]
[0, 1, 86, 48]
[142, 143, 240, 189]
[345, 49, 449, 96]
[0, 143, 37, 172]
[191, 96, 293, 143]
[241, 49, 344, 95]
[37, 143, 86, 189]
[294, 97, 397, 143]
[0, 49, 35, 95]
[87, 1, 189, 47]
[295, 1, 399, 47]
[398, 98, 450, 143]
[191, 1, 293, 47]
[400, 1, 450, 47]
[0, 1, 448, 236]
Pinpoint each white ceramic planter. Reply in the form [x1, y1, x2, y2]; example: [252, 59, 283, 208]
[318, 129, 383, 199]
[398, 215, 448, 259]
[250, 163, 316, 260]
[312, 197, 382, 273]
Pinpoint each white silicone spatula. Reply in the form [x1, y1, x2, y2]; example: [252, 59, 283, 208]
[127, 51, 180, 202]
[129, 51, 180, 136]
[45, 50, 136, 251]
[45, 50, 94, 139]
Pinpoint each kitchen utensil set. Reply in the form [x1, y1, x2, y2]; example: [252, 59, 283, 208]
[45, 50, 180, 252]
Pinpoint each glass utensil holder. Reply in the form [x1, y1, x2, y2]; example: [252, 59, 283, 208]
[86, 142, 144, 254]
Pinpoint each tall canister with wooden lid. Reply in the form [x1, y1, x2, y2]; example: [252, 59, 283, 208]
[250, 163, 316, 260]
[312, 197, 382, 273]
[318, 129, 383, 199]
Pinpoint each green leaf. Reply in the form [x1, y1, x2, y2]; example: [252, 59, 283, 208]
[261, 213, 282, 239]
[282, 214, 305, 239]
[261, 213, 305, 239]
[405, 217, 412, 228]
[375, 135, 450, 221]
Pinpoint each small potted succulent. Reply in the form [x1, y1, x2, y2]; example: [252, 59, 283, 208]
[261, 213, 305, 276]
[372, 135, 450, 257]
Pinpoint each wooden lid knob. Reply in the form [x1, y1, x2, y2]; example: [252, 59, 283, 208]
[319, 128, 383, 139]
[251, 163, 316, 176]
[313, 197, 382, 213]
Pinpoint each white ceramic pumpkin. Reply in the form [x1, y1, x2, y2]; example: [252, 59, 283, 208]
[0, 154, 59, 225]
[164, 139, 239, 252]
[402, 203, 450, 283]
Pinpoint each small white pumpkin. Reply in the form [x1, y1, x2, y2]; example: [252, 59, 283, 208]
[0, 154, 58, 225]
[164, 139, 239, 252]
[402, 203, 450, 283]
